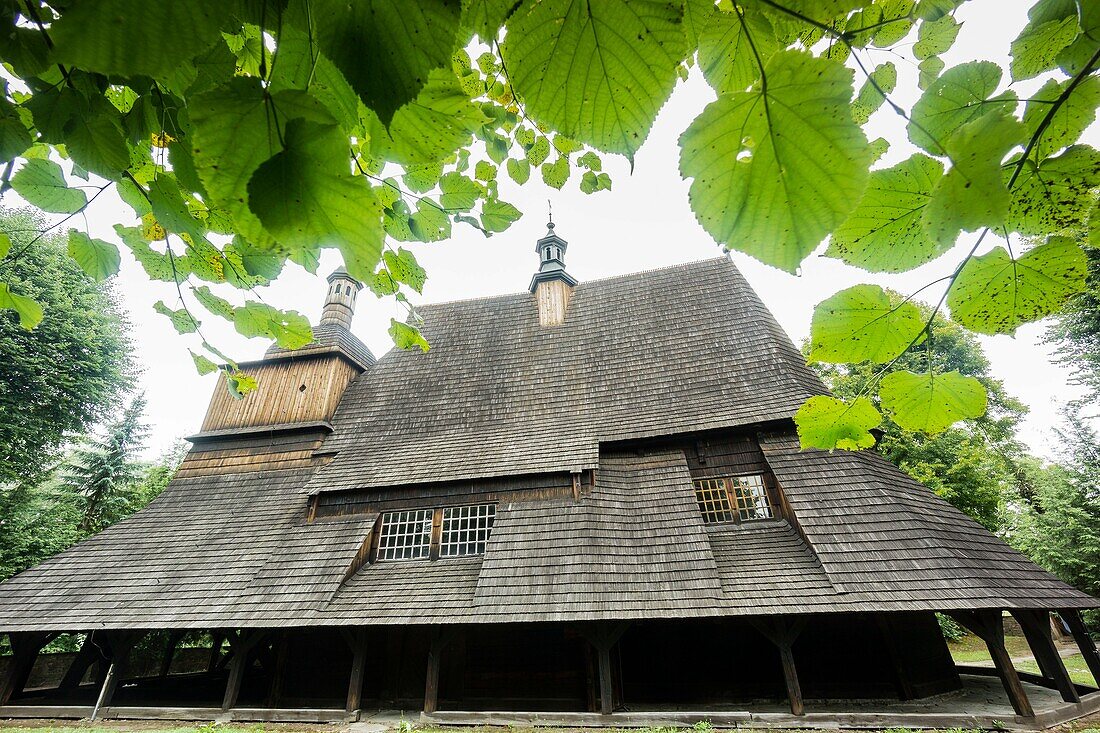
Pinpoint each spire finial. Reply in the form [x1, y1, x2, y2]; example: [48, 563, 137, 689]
[547, 199, 554, 230]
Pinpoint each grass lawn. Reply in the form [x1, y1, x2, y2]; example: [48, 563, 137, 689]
[1016, 653, 1098, 687]
[947, 633, 1032, 664]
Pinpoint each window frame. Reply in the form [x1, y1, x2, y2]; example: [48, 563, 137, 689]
[692, 473, 779, 525]
[372, 502, 497, 562]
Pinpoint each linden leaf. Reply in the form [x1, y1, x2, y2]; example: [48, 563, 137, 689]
[234, 302, 314, 350]
[908, 61, 1016, 155]
[946, 237, 1088, 335]
[154, 301, 199, 334]
[828, 155, 946, 273]
[409, 200, 452, 242]
[1023, 76, 1100, 160]
[439, 173, 482, 212]
[506, 157, 531, 184]
[312, 0, 461, 125]
[389, 318, 430, 352]
[1006, 145, 1100, 236]
[10, 159, 86, 214]
[248, 119, 384, 281]
[190, 350, 219, 376]
[225, 370, 258, 400]
[794, 395, 881, 451]
[66, 230, 120, 282]
[1010, 15, 1080, 81]
[852, 62, 897, 125]
[879, 370, 987, 434]
[698, 5, 780, 94]
[481, 199, 523, 232]
[680, 51, 870, 273]
[502, 0, 686, 157]
[0, 233, 10, 259]
[0, 282, 43, 330]
[541, 157, 570, 190]
[922, 112, 1027, 245]
[383, 247, 428, 293]
[913, 14, 960, 60]
[809, 285, 926, 365]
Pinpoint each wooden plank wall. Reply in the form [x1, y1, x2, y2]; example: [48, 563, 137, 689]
[201, 356, 360, 432]
[685, 433, 769, 478]
[176, 430, 332, 478]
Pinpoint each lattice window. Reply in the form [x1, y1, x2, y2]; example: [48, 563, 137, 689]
[376, 509, 433, 561]
[440, 504, 496, 557]
[693, 475, 775, 524]
[729, 474, 774, 521]
[693, 478, 736, 524]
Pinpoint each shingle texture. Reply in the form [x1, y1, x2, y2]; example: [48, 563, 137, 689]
[265, 323, 375, 370]
[308, 257, 826, 491]
[0, 257, 1095, 632]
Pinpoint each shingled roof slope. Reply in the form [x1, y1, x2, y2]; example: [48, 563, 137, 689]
[264, 323, 375, 370]
[309, 257, 826, 492]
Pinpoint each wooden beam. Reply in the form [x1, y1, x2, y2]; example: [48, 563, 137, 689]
[577, 622, 629, 715]
[949, 610, 1034, 718]
[875, 615, 916, 701]
[266, 633, 289, 708]
[751, 617, 805, 716]
[207, 634, 224, 672]
[424, 628, 443, 715]
[91, 631, 142, 719]
[1061, 609, 1100, 689]
[1012, 610, 1078, 703]
[159, 632, 183, 677]
[222, 631, 264, 711]
[0, 631, 55, 707]
[59, 634, 101, 692]
[344, 629, 368, 714]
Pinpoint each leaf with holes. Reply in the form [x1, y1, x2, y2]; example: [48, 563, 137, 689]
[1006, 145, 1100, 236]
[1023, 76, 1100, 161]
[828, 155, 946, 273]
[947, 237, 1088, 335]
[154, 301, 199, 334]
[502, 0, 685, 157]
[1011, 15, 1080, 80]
[191, 350, 219, 375]
[0, 282, 43, 330]
[852, 62, 897, 125]
[66, 230, 120, 282]
[680, 51, 870, 273]
[389, 318, 430, 351]
[880, 370, 987, 434]
[234, 301, 314, 350]
[698, 5, 779, 94]
[794, 395, 881, 451]
[383, 248, 427, 293]
[481, 199, 522, 232]
[439, 173, 482, 212]
[10, 159, 86, 214]
[908, 61, 1016, 155]
[809, 285, 926, 365]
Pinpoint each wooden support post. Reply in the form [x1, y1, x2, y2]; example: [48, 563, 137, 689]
[875, 615, 916, 701]
[59, 633, 101, 692]
[949, 610, 1034, 718]
[597, 644, 614, 715]
[1062, 609, 1100, 688]
[159, 632, 183, 677]
[424, 627, 443, 715]
[344, 629, 369, 714]
[91, 631, 141, 718]
[0, 631, 55, 707]
[578, 621, 629, 715]
[266, 633, 289, 708]
[222, 630, 263, 711]
[208, 634, 224, 672]
[751, 617, 805, 716]
[1012, 610, 1078, 703]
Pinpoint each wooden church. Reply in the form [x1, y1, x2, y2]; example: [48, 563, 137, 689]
[1, 223, 1098, 726]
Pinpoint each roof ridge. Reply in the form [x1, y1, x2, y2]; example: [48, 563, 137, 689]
[416, 256, 732, 311]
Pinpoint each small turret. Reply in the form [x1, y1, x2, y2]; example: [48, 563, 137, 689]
[320, 267, 362, 330]
[529, 221, 577, 326]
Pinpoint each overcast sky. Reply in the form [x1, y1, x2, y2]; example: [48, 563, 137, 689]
[7, 0, 1093, 462]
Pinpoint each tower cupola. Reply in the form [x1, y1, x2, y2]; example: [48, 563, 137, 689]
[529, 220, 577, 327]
[320, 267, 362, 330]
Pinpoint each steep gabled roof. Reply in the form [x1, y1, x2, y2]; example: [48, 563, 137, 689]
[308, 257, 826, 492]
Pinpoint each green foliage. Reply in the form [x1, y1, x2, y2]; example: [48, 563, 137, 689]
[1045, 241, 1100, 403]
[937, 612, 968, 642]
[0, 209, 131, 486]
[793, 395, 881, 451]
[809, 285, 926, 364]
[0, 0, 1096, 446]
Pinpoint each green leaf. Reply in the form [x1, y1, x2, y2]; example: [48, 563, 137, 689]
[0, 233, 10, 259]
[679, 51, 870, 273]
[404, 162, 445, 193]
[234, 302, 314, 350]
[51, 1, 229, 80]
[192, 285, 236, 320]
[1006, 145, 1100, 236]
[10, 159, 86, 214]
[947, 237, 1088, 335]
[879, 370, 987, 434]
[474, 160, 498, 182]
[225, 370, 258, 399]
[1010, 15, 1080, 81]
[918, 56, 945, 90]
[506, 157, 531, 184]
[502, 0, 686, 156]
[682, 0, 716, 49]
[828, 155, 946, 273]
[190, 350, 219, 376]
[913, 14, 960, 60]
[794, 395, 881, 451]
[541, 157, 570, 189]
[461, 0, 520, 41]
[481, 199, 522, 232]
[409, 199, 452, 242]
[389, 318, 430, 352]
[383, 247, 428, 293]
[922, 112, 1026, 244]
[577, 151, 602, 172]
[0, 282, 43, 330]
[312, 0, 461, 125]
[1023, 76, 1100, 160]
[0, 98, 32, 164]
[527, 137, 551, 167]
[809, 285, 926, 364]
[66, 230, 120, 282]
[851, 62, 897, 125]
[154, 301, 199, 334]
[439, 173, 482, 211]
[698, 6, 779, 94]
[908, 61, 1015, 155]
[115, 225, 179, 282]
[248, 119, 384, 281]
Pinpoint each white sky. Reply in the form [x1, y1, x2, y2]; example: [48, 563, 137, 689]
[5, 0, 1092, 461]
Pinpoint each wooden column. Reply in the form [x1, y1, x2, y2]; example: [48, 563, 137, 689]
[207, 634, 225, 672]
[424, 627, 444, 715]
[91, 631, 142, 719]
[159, 632, 183, 677]
[751, 617, 805, 716]
[875, 615, 916, 700]
[222, 630, 263, 711]
[0, 631, 55, 706]
[1061, 609, 1100, 689]
[949, 610, 1034, 718]
[579, 621, 629, 715]
[1012, 610, 1078, 703]
[343, 628, 369, 715]
[59, 633, 101, 692]
[266, 633, 289, 708]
